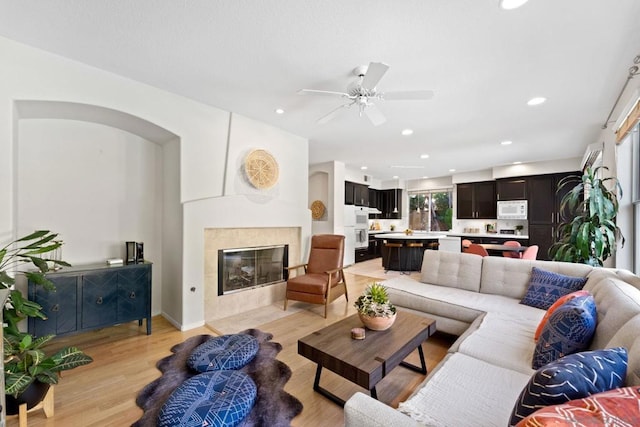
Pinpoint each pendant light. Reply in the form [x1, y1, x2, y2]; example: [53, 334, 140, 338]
[393, 178, 399, 214]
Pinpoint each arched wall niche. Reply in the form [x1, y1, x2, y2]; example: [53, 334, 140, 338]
[13, 100, 183, 322]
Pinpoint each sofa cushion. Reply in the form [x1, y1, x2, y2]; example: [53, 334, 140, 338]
[521, 267, 587, 310]
[187, 334, 259, 372]
[583, 274, 640, 350]
[384, 277, 543, 336]
[534, 290, 591, 341]
[515, 386, 640, 427]
[606, 313, 640, 386]
[158, 370, 257, 427]
[532, 295, 597, 369]
[510, 347, 628, 426]
[399, 352, 531, 427]
[420, 250, 483, 292]
[480, 257, 592, 299]
[451, 311, 539, 375]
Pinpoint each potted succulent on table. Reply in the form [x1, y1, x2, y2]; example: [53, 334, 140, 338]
[354, 283, 397, 331]
[1, 230, 93, 414]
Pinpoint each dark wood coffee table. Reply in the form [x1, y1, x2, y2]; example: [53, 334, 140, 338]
[298, 311, 436, 406]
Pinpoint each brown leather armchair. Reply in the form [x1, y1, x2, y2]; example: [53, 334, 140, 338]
[283, 234, 348, 318]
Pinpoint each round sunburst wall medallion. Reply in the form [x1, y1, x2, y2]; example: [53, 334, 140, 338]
[311, 200, 326, 220]
[244, 149, 279, 189]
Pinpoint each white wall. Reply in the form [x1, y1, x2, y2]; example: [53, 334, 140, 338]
[0, 36, 310, 330]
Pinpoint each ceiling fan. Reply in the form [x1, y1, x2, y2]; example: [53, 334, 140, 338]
[298, 62, 434, 126]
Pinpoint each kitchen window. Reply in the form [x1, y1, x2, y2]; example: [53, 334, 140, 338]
[408, 189, 453, 232]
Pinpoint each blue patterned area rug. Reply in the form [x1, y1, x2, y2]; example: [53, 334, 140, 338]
[133, 329, 303, 426]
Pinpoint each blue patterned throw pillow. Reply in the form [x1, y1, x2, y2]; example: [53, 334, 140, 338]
[510, 347, 627, 426]
[159, 370, 257, 427]
[188, 334, 259, 372]
[532, 294, 597, 369]
[520, 267, 587, 310]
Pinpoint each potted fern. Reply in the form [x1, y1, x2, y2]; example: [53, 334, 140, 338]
[354, 283, 397, 330]
[1, 230, 93, 413]
[549, 166, 624, 266]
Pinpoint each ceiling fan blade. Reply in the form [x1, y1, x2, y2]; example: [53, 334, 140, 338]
[361, 62, 389, 89]
[383, 90, 435, 100]
[364, 104, 386, 126]
[298, 89, 349, 97]
[317, 103, 351, 125]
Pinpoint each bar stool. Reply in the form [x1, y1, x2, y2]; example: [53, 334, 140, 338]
[383, 241, 404, 273]
[405, 242, 424, 271]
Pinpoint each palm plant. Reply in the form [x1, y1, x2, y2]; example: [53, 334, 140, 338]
[1, 230, 92, 398]
[549, 166, 624, 266]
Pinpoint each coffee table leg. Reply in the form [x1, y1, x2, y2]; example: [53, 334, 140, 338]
[400, 344, 427, 375]
[370, 386, 378, 400]
[313, 364, 347, 407]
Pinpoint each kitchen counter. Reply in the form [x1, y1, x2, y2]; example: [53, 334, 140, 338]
[374, 232, 447, 240]
[446, 232, 529, 240]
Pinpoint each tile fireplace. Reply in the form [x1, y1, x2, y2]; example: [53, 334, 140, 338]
[218, 244, 288, 295]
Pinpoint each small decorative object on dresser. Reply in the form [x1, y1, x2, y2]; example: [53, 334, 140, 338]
[354, 283, 397, 331]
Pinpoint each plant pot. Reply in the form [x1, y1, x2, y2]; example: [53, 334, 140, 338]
[5, 381, 50, 415]
[358, 312, 397, 331]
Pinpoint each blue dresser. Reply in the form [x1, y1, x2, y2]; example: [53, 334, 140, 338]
[28, 262, 152, 338]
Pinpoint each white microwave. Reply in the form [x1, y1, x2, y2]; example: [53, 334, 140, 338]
[497, 200, 528, 219]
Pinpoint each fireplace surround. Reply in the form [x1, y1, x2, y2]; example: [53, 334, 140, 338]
[204, 227, 301, 322]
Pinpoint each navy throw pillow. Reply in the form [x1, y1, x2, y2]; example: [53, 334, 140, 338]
[159, 370, 257, 427]
[510, 347, 627, 426]
[520, 267, 587, 310]
[532, 294, 597, 369]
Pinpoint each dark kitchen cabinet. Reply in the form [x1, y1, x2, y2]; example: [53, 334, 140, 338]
[380, 189, 402, 219]
[345, 181, 369, 206]
[29, 262, 152, 338]
[368, 188, 379, 209]
[527, 172, 579, 260]
[456, 181, 496, 219]
[496, 177, 527, 200]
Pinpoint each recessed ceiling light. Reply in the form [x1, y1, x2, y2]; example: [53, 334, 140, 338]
[275, 108, 285, 114]
[501, 140, 513, 146]
[420, 154, 430, 159]
[527, 97, 546, 106]
[360, 166, 368, 170]
[401, 129, 414, 136]
[449, 169, 456, 172]
[513, 161, 522, 165]
[499, 0, 529, 10]
[422, 176, 429, 179]
[392, 175, 399, 179]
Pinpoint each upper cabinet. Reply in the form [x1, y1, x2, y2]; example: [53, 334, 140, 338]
[496, 177, 527, 200]
[456, 181, 496, 219]
[527, 172, 579, 260]
[344, 181, 369, 206]
[380, 188, 402, 219]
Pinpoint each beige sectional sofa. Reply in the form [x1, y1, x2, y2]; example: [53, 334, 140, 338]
[344, 250, 640, 427]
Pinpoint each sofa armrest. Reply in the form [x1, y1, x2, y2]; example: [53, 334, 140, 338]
[344, 392, 420, 427]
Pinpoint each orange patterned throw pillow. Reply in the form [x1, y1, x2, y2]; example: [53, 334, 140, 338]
[534, 290, 590, 341]
[516, 387, 640, 427]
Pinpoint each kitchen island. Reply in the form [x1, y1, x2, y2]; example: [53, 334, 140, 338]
[374, 232, 448, 272]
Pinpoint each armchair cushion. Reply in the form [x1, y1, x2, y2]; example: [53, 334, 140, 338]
[286, 273, 336, 295]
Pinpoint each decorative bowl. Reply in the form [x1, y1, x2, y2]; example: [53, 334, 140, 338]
[358, 312, 397, 331]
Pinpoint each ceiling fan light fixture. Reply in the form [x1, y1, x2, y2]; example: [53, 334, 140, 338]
[499, 0, 529, 10]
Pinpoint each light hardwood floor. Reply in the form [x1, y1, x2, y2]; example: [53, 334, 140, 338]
[7, 266, 454, 427]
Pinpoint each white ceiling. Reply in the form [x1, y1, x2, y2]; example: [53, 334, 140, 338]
[1, 0, 639, 182]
